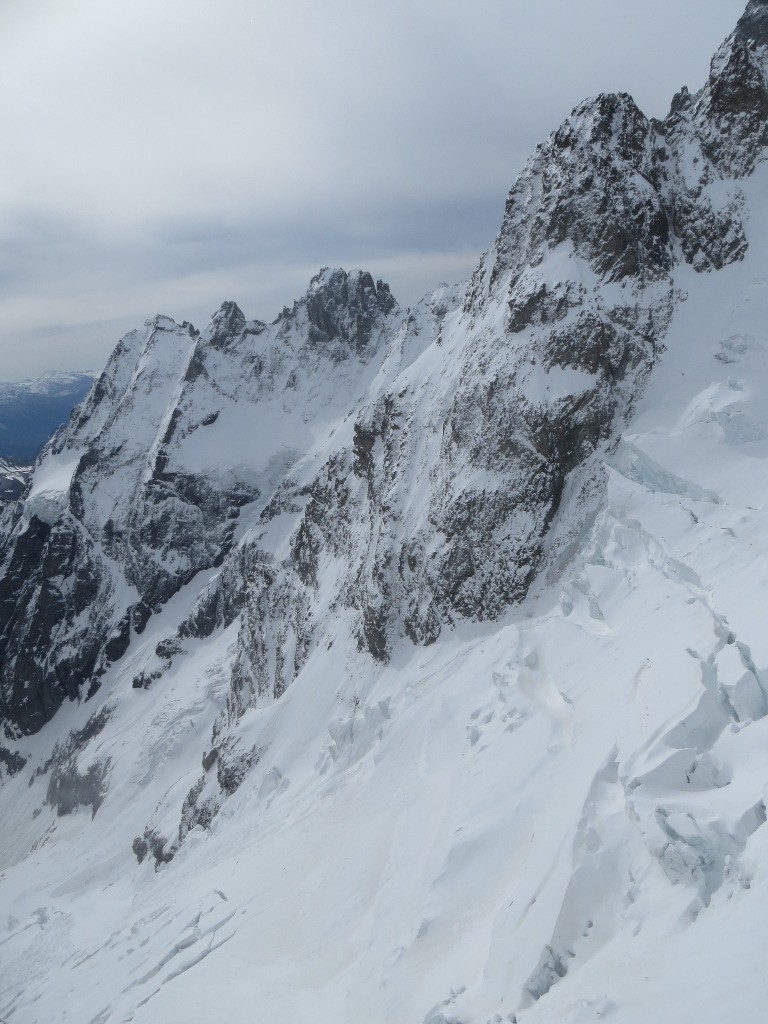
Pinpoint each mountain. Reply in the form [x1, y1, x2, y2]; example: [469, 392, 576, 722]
[1, 4, 767, 1022]
[0, 370, 95, 463]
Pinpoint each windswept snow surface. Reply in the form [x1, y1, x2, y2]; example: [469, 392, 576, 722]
[0, 168, 767, 1023]
[24, 454, 79, 524]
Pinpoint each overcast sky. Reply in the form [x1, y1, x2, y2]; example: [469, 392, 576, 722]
[0, 0, 747, 380]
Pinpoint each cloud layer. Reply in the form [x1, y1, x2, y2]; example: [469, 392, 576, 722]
[0, 0, 746, 379]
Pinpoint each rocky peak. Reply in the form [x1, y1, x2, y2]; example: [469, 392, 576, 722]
[145, 313, 192, 342]
[735, 0, 768, 47]
[202, 300, 246, 349]
[564, 92, 658, 166]
[479, 89, 671, 313]
[681, 5, 768, 177]
[668, 85, 694, 117]
[290, 267, 399, 357]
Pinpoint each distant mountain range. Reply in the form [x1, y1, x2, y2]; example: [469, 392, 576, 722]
[0, 370, 95, 463]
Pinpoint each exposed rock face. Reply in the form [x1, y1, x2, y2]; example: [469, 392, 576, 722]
[488, 91, 673, 286]
[0, 509, 111, 735]
[1, 6, 767, 754]
[662, 0, 768, 270]
[299, 267, 397, 356]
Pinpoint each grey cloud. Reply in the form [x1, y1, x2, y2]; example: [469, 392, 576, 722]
[0, 0, 748, 380]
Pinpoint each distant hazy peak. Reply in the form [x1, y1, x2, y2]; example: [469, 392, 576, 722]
[0, 370, 95, 398]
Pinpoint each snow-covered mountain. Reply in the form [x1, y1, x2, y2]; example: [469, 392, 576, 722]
[1, 4, 768, 1022]
[0, 370, 95, 463]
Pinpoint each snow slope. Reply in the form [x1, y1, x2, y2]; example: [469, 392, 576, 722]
[1, 5, 768, 1023]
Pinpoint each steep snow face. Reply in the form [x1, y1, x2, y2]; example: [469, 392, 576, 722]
[1, 5, 768, 1023]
